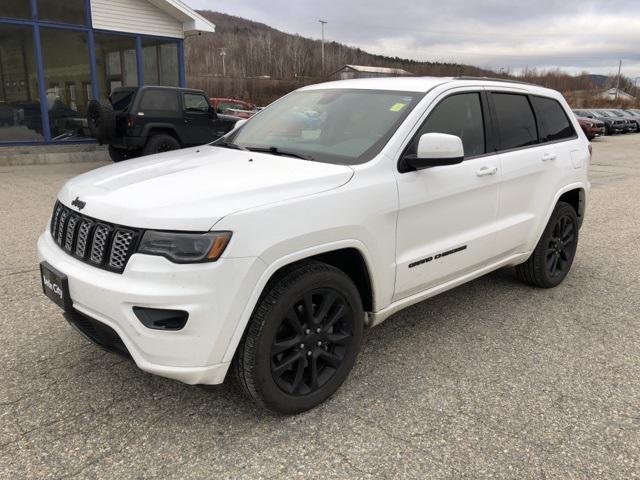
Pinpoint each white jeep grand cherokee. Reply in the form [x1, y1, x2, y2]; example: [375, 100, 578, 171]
[38, 77, 589, 413]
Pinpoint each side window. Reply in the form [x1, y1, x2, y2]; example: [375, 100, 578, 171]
[531, 96, 575, 142]
[184, 93, 210, 112]
[139, 89, 179, 114]
[409, 93, 485, 158]
[492, 93, 538, 150]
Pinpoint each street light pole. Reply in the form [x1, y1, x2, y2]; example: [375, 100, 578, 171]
[615, 59, 622, 101]
[319, 20, 327, 76]
[219, 48, 227, 77]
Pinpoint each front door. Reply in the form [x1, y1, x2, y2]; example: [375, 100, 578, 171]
[182, 92, 217, 145]
[393, 90, 500, 301]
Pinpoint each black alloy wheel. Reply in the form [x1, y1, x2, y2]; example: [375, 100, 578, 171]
[545, 214, 576, 278]
[233, 261, 364, 414]
[270, 288, 354, 396]
[515, 201, 579, 288]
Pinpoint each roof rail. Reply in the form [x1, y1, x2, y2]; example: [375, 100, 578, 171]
[454, 76, 535, 86]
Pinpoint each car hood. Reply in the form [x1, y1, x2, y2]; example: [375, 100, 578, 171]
[58, 146, 354, 230]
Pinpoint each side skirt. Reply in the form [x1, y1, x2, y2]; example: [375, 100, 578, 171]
[366, 252, 530, 327]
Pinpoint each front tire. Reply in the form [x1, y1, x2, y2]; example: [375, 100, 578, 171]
[233, 261, 364, 414]
[515, 201, 579, 288]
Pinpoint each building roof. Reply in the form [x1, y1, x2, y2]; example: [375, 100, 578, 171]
[601, 87, 636, 100]
[148, 0, 215, 35]
[334, 65, 413, 76]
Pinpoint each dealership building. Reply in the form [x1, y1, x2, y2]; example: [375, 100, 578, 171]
[0, 0, 215, 150]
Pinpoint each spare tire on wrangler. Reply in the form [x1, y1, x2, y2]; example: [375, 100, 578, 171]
[87, 99, 116, 142]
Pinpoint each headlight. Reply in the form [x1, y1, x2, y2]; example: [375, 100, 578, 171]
[138, 231, 232, 263]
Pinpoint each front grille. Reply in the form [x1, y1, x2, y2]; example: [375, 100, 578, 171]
[49, 201, 142, 273]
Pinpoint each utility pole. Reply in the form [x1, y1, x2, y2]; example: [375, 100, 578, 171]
[219, 48, 227, 77]
[319, 20, 328, 76]
[615, 59, 622, 101]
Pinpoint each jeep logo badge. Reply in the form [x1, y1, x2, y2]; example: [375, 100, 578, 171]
[71, 196, 86, 210]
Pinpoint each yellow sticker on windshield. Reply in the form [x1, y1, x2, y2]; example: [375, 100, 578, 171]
[390, 103, 406, 112]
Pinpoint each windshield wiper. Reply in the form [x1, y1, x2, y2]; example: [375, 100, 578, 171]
[245, 146, 315, 161]
[215, 141, 250, 151]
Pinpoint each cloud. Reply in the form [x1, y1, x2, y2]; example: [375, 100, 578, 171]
[185, 0, 640, 78]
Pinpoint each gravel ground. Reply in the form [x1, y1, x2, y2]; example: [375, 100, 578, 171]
[1, 135, 639, 479]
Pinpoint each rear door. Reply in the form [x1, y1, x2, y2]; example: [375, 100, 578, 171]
[491, 91, 577, 256]
[393, 89, 501, 300]
[181, 92, 218, 145]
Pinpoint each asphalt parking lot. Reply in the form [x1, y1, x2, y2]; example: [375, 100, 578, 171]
[1, 135, 639, 479]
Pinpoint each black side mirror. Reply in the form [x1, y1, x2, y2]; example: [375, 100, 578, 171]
[401, 154, 464, 171]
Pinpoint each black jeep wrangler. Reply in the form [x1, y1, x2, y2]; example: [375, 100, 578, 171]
[87, 86, 241, 162]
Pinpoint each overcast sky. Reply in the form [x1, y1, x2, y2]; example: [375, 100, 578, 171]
[184, 0, 640, 80]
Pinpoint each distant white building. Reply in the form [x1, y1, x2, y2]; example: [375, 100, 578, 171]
[598, 88, 636, 102]
[332, 65, 413, 80]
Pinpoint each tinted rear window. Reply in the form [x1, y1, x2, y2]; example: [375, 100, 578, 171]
[531, 96, 575, 142]
[492, 93, 538, 150]
[111, 88, 137, 111]
[139, 89, 179, 112]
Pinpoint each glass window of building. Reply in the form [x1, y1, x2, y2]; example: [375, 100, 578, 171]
[37, 0, 86, 25]
[0, 25, 44, 142]
[142, 38, 179, 86]
[40, 28, 91, 140]
[95, 33, 138, 99]
[0, 1, 31, 19]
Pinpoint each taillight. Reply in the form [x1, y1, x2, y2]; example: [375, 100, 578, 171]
[127, 115, 134, 128]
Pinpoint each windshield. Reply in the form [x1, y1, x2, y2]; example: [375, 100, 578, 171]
[221, 89, 424, 165]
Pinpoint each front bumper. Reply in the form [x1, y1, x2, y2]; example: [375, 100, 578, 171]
[38, 230, 265, 385]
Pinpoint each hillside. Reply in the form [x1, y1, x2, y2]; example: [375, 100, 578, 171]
[184, 11, 636, 107]
[184, 11, 494, 103]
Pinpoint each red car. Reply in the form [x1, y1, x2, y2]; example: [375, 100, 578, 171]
[575, 116, 605, 140]
[209, 98, 257, 119]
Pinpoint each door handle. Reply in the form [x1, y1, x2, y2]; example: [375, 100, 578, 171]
[542, 153, 558, 162]
[476, 166, 498, 177]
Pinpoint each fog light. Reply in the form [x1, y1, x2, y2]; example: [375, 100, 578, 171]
[133, 307, 188, 331]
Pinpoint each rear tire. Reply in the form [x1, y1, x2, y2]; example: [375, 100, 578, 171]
[142, 133, 180, 156]
[515, 201, 579, 288]
[108, 145, 140, 162]
[233, 261, 364, 414]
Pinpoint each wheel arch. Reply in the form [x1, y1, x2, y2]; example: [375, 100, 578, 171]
[221, 240, 377, 364]
[141, 123, 183, 143]
[528, 183, 587, 254]
[558, 187, 586, 229]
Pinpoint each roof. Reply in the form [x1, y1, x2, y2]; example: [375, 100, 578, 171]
[147, 0, 215, 35]
[601, 87, 636, 99]
[302, 76, 563, 97]
[334, 65, 413, 76]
